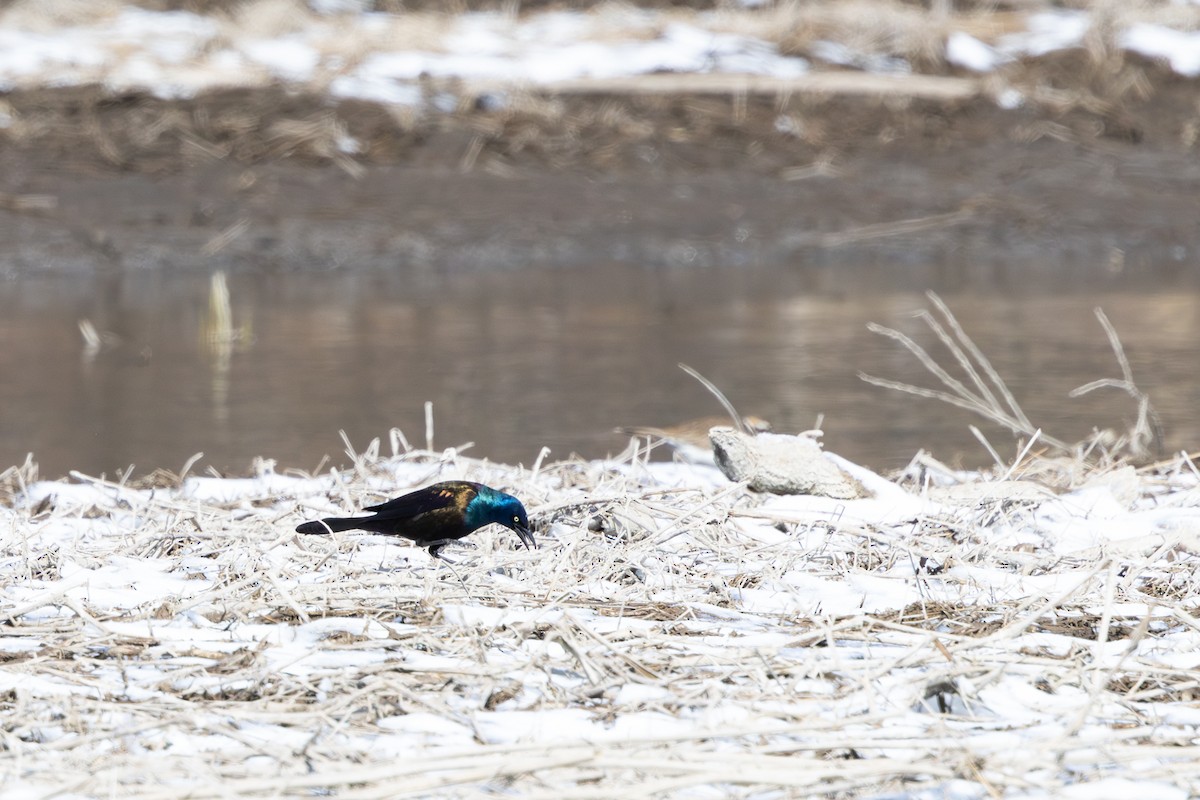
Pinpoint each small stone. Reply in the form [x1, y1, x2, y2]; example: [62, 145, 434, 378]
[709, 427, 865, 498]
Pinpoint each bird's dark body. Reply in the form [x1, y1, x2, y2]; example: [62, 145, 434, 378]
[295, 480, 534, 560]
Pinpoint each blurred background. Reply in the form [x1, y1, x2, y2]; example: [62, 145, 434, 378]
[0, 0, 1197, 479]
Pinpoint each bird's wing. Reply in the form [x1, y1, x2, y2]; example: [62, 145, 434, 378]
[362, 481, 478, 518]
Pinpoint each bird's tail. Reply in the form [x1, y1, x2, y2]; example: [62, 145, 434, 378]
[295, 517, 362, 535]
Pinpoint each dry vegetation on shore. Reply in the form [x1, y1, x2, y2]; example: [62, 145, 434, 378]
[1, 0, 1198, 176]
[2, 0, 1198, 272]
[3, 434, 1200, 797]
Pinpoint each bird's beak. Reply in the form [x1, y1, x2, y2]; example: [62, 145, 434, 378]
[514, 522, 537, 550]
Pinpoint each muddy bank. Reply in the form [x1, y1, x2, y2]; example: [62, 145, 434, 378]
[1, 57, 1198, 275]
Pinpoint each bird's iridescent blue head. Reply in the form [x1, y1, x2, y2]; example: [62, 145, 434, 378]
[466, 487, 535, 550]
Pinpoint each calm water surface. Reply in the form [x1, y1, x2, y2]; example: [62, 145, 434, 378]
[2, 264, 1198, 479]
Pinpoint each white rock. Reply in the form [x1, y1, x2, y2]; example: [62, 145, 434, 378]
[708, 427, 864, 498]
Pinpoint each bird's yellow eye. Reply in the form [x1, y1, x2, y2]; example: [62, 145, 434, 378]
[513, 515, 521, 523]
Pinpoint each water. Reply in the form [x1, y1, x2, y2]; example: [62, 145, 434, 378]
[2, 264, 1198, 479]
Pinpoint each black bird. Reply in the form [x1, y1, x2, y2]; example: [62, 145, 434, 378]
[295, 480, 535, 561]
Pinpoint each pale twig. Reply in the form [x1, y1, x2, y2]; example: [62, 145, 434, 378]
[968, 425, 1004, 470]
[425, 401, 435, 452]
[652, 481, 748, 545]
[861, 295, 1144, 457]
[998, 429, 1042, 482]
[678, 362, 747, 433]
[862, 322, 989, 411]
[389, 428, 412, 456]
[926, 291, 1033, 430]
[915, 307, 1003, 417]
[1068, 307, 1163, 459]
[816, 208, 975, 247]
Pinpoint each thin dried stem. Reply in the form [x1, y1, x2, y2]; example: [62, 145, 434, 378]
[863, 295, 1160, 465]
[678, 362, 747, 433]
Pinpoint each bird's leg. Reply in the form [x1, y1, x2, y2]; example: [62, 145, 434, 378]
[426, 540, 459, 561]
[426, 543, 474, 599]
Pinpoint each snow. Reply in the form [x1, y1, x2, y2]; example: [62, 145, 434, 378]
[998, 10, 1092, 59]
[1122, 24, 1200, 77]
[0, 5, 1197, 110]
[3, 443, 1200, 796]
[241, 37, 322, 82]
[809, 40, 910, 74]
[946, 32, 1002, 73]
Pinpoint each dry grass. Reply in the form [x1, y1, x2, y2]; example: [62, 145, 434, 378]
[0, 0, 1195, 178]
[3, 431, 1200, 796]
[862, 292, 1163, 473]
[223, 0, 316, 39]
[0, 0, 125, 29]
[2, 0, 1196, 93]
[720, 0, 950, 69]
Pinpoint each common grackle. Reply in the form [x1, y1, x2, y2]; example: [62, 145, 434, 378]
[296, 480, 535, 561]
